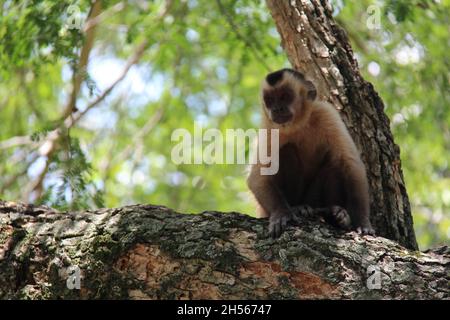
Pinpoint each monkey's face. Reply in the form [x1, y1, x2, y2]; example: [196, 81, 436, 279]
[262, 86, 295, 124]
[262, 69, 317, 126]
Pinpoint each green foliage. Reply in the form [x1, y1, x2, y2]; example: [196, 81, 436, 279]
[45, 135, 104, 210]
[0, 0, 448, 248]
[0, 0, 87, 77]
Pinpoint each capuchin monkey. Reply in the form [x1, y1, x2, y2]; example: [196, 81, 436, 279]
[247, 68, 374, 238]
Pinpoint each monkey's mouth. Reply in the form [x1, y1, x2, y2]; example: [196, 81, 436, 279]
[271, 113, 293, 124]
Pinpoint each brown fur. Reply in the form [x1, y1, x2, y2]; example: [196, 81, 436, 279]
[247, 69, 373, 237]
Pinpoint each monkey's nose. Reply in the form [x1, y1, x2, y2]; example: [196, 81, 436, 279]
[272, 106, 284, 114]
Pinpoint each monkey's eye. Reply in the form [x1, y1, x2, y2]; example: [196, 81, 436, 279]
[264, 95, 274, 105]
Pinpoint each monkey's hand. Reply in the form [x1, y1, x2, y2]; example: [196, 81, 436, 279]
[292, 205, 314, 217]
[323, 206, 352, 231]
[323, 206, 374, 235]
[268, 208, 300, 239]
[355, 222, 375, 235]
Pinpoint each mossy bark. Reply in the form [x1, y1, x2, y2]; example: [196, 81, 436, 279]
[266, 0, 418, 250]
[0, 201, 448, 299]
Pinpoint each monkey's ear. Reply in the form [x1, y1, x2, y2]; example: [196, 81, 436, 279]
[304, 80, 317, 100]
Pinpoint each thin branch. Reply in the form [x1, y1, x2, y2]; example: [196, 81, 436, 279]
[83, 1, 126, 32]
[60, 0, 103, 121]
[27, 40, 148, 202]
[100, 106, 164, 187]
[25, 0, 169, 203]
[65, 39, 149, 129]
[114, 106, 163, 163]
[0, 135, 33, 149]
[26, 0, 102, 201]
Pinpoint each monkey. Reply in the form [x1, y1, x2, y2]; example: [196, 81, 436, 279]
[247, 68, 374, 238]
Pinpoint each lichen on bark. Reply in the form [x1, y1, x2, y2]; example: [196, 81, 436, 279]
[0, 201, 448, 299]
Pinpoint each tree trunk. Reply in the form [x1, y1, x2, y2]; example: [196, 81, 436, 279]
[266, 0, 418, 250]
[0, 201, 447, 299]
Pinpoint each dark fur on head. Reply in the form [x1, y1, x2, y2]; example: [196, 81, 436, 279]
[265, 68, 305, 86]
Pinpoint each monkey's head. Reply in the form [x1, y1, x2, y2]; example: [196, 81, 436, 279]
[261, 68, 317, 126]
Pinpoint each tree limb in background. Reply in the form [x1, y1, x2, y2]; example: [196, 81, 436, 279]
[65, 40, 149, 129]
[25, 39, 148, 202]
[22, 0, 102, 201]
[0, 135, 34, 150]
[83, 1, 126, 33]
[110, 106, 164, 164]
[20, 0, 174, 203]
[60, 0, 103, 121]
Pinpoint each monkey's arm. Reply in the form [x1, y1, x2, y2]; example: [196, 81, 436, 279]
[319, 104, 374, 234]
[247, 164, 299, 238]
[328, 124, 373, 233]
[342, 158, 374, 234]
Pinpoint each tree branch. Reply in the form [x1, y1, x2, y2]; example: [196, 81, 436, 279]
[0, 201, 447, 299]
[0, 135, 33, 150]
[65, 39, 149, 129]
[60, 0, 103, 121]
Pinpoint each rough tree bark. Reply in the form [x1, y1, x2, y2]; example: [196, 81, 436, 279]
[266, 0, 418, 250]
[0, 201, 448, 299]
